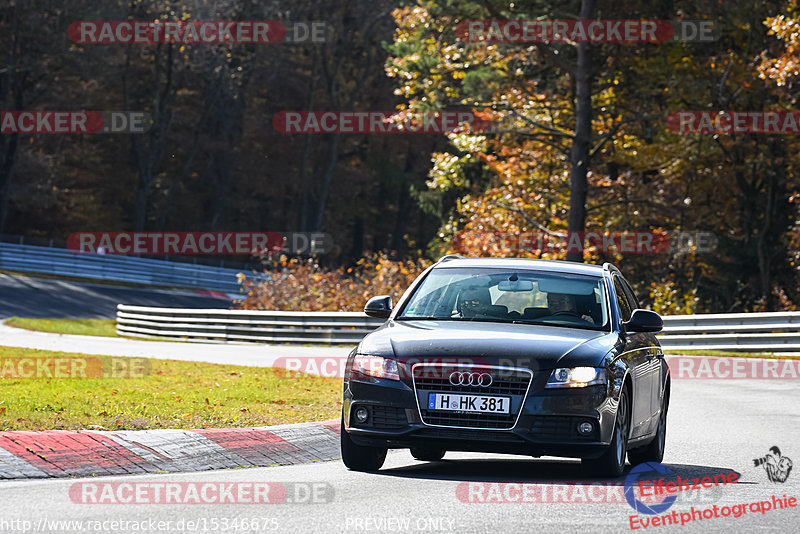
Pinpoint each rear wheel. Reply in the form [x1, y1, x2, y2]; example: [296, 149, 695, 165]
[582, 387, 630, 478]
[628, 390, 668, 465]
[410, 447, 446, 462]
[340, 419, 387, 472]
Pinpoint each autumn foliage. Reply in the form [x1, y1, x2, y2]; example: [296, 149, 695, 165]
[236, 254, 429, 312]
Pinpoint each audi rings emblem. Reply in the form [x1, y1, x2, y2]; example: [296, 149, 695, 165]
[449, 371, 493, 387]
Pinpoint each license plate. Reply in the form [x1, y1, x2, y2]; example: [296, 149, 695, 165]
[427, 393, 510, 414]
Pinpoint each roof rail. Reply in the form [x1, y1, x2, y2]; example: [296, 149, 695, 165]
[438, 254, 464, 263]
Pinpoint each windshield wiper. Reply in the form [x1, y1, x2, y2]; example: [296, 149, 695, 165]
[396, 316, 451, 321]
[512, 320, 604, 331]
[398, 316, 514, 324]
[454, 317, 513, 323]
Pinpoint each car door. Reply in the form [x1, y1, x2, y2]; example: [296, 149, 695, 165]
[618, 276, 664, 435]
[612, 274, 653, 439]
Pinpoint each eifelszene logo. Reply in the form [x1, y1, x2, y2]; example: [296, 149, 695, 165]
[624, 462, 678, 515]
[753, 446, 793, 483]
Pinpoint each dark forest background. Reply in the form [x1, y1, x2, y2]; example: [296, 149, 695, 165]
[2, 0, 800, 313]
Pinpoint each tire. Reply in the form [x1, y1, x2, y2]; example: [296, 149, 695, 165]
[582, 387, 630, 478]
[628, 390, 668, 465]
[340, 419, 387, 472]
[410, 447, 446, 462]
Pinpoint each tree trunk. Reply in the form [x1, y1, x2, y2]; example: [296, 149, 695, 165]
[0, 133, 18, 234]
[0, 3, 21, 234]
[566, 0, 596, 263]
[298, 50, 320, 232]
[126, 44, 174, 232]
[392, 143, 416, 256]
[312, 133, 341, 232]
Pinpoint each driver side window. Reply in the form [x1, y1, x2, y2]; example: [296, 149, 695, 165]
[613, 276, 633, 322]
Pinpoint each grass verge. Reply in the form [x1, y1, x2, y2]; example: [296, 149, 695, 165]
[3, 317, 321, 345]
[5, 317, 118, 337]
[0, 346, 341, 431]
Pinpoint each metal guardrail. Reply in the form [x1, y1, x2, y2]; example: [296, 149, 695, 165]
[116, 306, 800, 351]
[0, 242, 260, 293]
[658, 312, 800, 351]
[116, 305, 380, 344]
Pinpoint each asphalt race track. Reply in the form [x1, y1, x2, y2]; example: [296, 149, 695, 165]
[0, 378, 797, 533]
[0, 273, 233, 318]
[1, 274, 798, 532]
[0, 322, 350, 366]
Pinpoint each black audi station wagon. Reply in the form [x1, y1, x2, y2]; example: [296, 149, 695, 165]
[341, 257, 670, 477]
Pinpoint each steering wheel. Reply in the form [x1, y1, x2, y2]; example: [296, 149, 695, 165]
[550, 310, 580, 317]
[541, 311, 594, 326]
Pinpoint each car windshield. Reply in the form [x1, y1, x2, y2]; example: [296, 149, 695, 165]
[398, 267, 609, 331]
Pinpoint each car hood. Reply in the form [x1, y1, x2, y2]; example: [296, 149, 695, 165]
[358, 320, 620, 370]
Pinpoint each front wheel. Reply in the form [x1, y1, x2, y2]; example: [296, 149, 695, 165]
[340, 419, 387, 472]
[582, 387, 630, 478]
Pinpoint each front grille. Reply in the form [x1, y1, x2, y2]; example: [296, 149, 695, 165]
[352, 405, 407, 430]
[418, 409, 517, 429]
[414, 370, 531, 396]
[413, 365, 532, 430]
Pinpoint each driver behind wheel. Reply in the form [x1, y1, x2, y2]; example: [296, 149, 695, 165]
[546, 292, 594, 323]
[459, 287, 490, 318]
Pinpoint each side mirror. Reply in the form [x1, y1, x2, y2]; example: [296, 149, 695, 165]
[364, 295, 393, 319]
[623, 309, 663, 333]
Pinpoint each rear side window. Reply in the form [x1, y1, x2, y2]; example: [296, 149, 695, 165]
[613, 276, 633, 322]
[619, 276, 640, 310]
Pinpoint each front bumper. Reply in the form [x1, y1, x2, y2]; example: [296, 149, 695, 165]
[342, 368, 618, 460]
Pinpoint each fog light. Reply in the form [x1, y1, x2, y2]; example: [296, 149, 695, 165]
[578, 422, 594, 435]
[354, 407, 369, 424]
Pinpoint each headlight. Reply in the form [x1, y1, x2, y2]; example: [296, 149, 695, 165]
[546, 367, 606, 388]
[352, 354, 400, 381]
